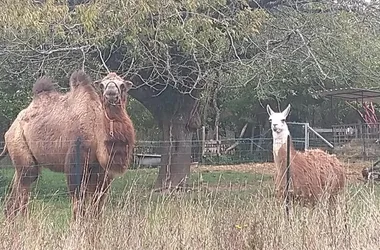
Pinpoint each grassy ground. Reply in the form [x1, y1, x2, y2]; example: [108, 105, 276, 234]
[0, 161, 379, 249]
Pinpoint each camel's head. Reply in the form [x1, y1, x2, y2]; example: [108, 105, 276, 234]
[266, 104, 291, 140]
[95, 72, 133, 106]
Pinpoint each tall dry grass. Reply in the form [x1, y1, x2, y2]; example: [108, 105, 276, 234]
[0, 180, 379, 250]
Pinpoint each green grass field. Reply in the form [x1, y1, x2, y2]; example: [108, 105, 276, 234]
[0, 163, 379, 250]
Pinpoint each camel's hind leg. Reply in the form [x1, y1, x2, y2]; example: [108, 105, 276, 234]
[85, 163, 111, 218]
[5, 165, 39, 219]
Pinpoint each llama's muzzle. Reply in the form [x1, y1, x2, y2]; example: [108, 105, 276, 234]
[272, 126, 282, 133]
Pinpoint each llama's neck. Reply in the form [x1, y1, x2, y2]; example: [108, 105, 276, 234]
[272, 130, 291, 159]
[272, 132, 296, 174]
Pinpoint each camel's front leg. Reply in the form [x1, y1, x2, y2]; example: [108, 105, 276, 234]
[64, 139, 92, 221]
[65, 165, 85, 221]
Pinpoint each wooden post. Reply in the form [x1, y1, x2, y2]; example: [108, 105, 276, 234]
[201, 126, 206, 159]
[250, 125, 254, 154]
[285, 134, 291, 218]
[362, 123, 367, 160]
[216, 125, 220, 156]
[304, 123, 309, 150]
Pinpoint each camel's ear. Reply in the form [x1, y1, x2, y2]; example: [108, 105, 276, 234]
[93, 79, 101, 88]
[122, 80, 133, 93]
[93, 79, 103, 91]
[282, 104, 291, 118]
[266, 104, 274, 116]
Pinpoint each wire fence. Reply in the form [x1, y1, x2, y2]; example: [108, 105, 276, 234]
[0, 122, 368, 170]
[0, 122, 376, 183]
[330, 123, 380, 161]
[0, 122, 376, 202]
[0, 122, 377, 171]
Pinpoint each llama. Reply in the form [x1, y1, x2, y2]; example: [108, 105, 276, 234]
[266, 104, 346, 205]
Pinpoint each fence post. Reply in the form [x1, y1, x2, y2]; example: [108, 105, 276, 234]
[201, 126, 206, 162]
[362, 123, 367, 160]
[250, 125, 254, 154]
[216, 125, 220, 157]
[74, 137, 82, 199]
[285, 134, 291, 218]
[304, 123, 310, 150]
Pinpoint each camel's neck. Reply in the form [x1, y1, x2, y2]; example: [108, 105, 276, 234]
[103, 102, 127, 121]
[102, 101, 129, 140]
[99, 99, 135, 175]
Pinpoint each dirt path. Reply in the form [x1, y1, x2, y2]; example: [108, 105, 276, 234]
[191, 159, 371, 184]
[192, 162, 275, 175]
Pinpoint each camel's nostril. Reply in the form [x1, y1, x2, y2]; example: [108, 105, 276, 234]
[105, 93, 119, 103]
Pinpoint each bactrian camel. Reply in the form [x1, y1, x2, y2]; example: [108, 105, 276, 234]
[0, 70, 135, 220]
[266, 104, 345, 206]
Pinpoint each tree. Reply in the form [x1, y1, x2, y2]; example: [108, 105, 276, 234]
[210, 0, 380, 132]
[0, 0, 268, 190]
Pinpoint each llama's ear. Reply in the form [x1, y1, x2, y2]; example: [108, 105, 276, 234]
[282, 104, 291, 118]
[266, 105, 274, 116]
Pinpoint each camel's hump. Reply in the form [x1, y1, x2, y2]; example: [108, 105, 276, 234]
[70, 70, 92, 88]
[32, 76, 56, 96]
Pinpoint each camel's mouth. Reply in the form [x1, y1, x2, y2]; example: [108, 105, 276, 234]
[104, 94, 121, 106]
[107, 99, 120, 106]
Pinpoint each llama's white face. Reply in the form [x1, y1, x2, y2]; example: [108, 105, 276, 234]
[266, 104, 291, 137]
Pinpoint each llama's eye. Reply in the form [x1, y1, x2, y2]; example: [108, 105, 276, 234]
[269, 119, 272, 122]
[281, 119, 285, 122]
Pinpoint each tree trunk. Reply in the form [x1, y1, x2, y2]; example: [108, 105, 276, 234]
[154, 118, 193, 190]
[128, 84, 200, 191]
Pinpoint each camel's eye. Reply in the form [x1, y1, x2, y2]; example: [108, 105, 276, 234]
[99, 83, 105, 92]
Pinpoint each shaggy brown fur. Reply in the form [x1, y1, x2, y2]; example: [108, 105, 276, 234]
[32, 76, 56, 96]
[69, 69, 93, 90]
[0, 70, 135, 220]
[275, 140, 346, 205]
